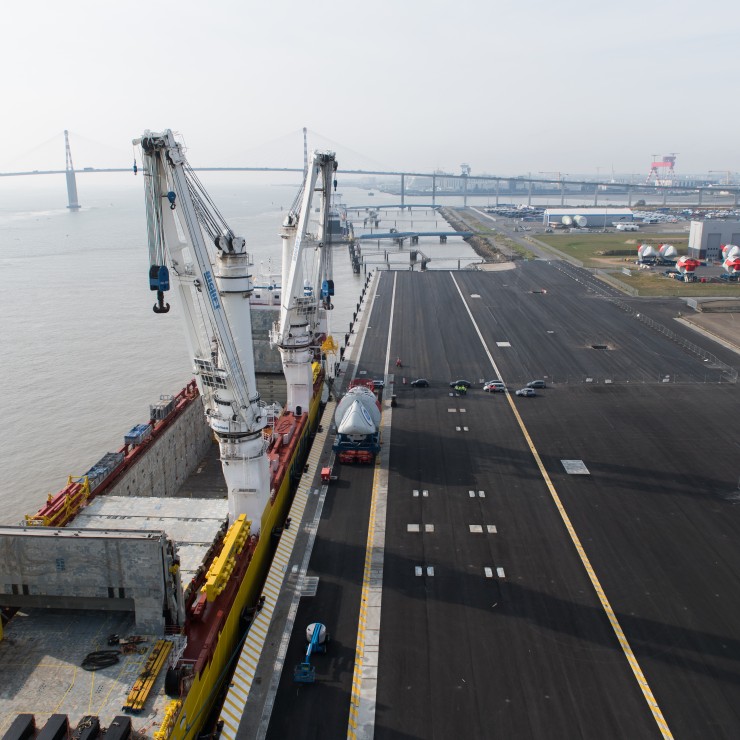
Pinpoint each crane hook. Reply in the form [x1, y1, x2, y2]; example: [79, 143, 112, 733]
[167, 191, 177, 210]
[153, 290, 170, 314]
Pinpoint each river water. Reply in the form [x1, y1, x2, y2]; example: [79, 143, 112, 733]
[0, 171, 487, 524]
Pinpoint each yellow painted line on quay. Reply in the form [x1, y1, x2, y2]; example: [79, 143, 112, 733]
[347, 456, 383, 739]
[503, 395, 673, 739]
[347, 272, 395, 740]
[450, 273, 673, 740]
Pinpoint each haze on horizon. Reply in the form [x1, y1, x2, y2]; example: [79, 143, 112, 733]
[2, 0, 738, 178]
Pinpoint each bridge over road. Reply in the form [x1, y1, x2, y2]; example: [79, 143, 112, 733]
[357, 230, 473, 245]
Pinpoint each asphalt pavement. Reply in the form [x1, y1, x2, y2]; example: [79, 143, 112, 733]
[265, 263, 740, 740]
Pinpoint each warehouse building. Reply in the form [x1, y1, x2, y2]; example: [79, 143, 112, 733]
[688, 220, 740, 261]
[543, 207, 634, 228]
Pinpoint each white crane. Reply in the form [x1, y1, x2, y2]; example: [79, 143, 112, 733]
[134, 129, 270, 528]
[271, 151, 337, 415]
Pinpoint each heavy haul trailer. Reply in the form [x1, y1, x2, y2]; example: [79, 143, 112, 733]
[332, 379, 381, 464]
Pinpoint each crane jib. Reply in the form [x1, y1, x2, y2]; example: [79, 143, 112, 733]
[204, 271, 221, 310]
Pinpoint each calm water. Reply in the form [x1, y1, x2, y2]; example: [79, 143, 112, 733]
[0, 172, 482, 524]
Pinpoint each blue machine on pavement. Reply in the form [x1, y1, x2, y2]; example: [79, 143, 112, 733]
[293, 622, 328, 683]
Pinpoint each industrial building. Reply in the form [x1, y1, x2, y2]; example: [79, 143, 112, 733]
[688, 220, 740, 261]
[543, 207, 634, 228]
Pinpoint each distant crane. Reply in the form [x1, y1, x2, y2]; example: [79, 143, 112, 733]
[646, 153, 678, 185]
[64, 130, 80, 210]
[709, 170, 733, 186]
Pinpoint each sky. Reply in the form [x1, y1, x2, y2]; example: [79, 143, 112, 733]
[2, 0, 740, 178]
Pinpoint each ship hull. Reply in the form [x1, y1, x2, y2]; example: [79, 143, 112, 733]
[169, 376, 323, 740]
[1, 371, 325, 739]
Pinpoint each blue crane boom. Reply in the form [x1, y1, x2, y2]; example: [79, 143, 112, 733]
[293, 622, 327, 683]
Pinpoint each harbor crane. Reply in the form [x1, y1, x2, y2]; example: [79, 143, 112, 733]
[709, 170, 734, 186]
[134, 129, 271, 528]
[270, 150, 338, 415]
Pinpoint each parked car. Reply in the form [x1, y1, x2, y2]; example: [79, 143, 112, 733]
[410, 378, 429, 388]
[483, 380, 506, 392]
[372, 379, 385, 388]
[527, 380, 546, 389]
[515, 388, 536, 397]
[449, 379, 472, 388]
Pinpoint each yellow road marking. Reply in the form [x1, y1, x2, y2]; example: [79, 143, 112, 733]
[504, 394, 673, 738]
[347, 453, 383, 740]
[451, 273, 673, 739]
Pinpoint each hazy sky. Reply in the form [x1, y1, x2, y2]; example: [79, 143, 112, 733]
[3, 0, 739, 177]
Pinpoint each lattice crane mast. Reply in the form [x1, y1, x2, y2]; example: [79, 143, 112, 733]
[271, 151, 337, 415]
[134, 129, 270, 528]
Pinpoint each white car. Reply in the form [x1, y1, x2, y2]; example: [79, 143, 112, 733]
[483, 380, 506, 392]
[515, 388, 536, 397]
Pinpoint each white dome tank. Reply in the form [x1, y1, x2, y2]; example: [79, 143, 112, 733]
[561, 215, 573, 226]
[573, 215, 587, 228]
[659, 244, 678, 260]
[638, 244, 656, 259]
[722, 244, 740, 260]
[723, 257, 740, 274]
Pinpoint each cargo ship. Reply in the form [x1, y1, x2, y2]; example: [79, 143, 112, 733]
[0, 134, 342, 740]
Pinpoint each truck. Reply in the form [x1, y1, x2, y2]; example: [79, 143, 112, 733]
[332, 380, 381, 464]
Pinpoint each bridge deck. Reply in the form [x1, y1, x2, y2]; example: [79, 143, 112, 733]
[357, 230, 472, 240]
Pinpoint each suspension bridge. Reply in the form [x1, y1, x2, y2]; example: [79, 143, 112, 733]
[2, 131, 738, 211]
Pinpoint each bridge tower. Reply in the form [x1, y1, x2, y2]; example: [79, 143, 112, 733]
[302, 126, 308, 176]
[64, 130, 80, 210]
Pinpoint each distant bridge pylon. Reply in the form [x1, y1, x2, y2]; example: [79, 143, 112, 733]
[64, 130, 80, 210]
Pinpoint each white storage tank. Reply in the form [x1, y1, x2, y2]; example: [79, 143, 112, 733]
[573, 215, 587, 228]
[638, 244, 656, 260]
[659, 244, 678, 260]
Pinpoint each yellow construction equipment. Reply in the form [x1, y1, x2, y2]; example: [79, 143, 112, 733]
[154, 700, 182, 740]
[123, 639, 173, 713]
[201, 514, 251, 601]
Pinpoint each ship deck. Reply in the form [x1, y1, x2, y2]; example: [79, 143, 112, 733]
[233, 262, 740, 740]
[0, 443, 228, 737]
